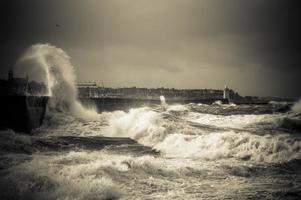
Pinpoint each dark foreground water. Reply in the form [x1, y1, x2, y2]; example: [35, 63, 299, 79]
[1, 102, 301, 199]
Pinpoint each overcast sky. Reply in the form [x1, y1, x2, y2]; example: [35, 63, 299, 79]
[1, 0, 300, 98]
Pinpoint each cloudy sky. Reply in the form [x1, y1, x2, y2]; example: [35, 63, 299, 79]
[1, 0, 300, 98]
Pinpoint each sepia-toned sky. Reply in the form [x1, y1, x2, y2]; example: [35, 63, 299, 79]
[1, 0, 300, 98]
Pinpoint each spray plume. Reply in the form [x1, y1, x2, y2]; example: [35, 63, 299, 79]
[160, 95, 167, 110]
[16, 43, 99, 120]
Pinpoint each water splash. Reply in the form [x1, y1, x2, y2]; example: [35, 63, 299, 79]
[160, 95, 167, 110]
[16, 43, 99, 120]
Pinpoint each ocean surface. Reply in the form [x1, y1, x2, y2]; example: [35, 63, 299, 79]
[0, 101, 301, 200]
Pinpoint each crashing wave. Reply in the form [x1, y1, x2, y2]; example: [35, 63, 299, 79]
[16, 43, 99, 121]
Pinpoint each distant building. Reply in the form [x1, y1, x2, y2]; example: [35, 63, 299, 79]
[77, 82, 100, 98]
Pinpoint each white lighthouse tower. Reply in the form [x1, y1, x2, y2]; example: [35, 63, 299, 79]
[223, 85, 230, 102]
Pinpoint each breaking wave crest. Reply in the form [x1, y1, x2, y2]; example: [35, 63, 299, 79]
[102, 107, 167, 146]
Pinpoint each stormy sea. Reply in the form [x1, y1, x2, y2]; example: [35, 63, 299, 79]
[1, 44, 301, 199]
[1, 101, 301, 200]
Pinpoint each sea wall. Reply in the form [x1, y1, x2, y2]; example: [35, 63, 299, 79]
[79, 97, 228, 112]
[0, 96, 48, 133]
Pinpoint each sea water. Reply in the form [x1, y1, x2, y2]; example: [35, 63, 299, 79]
[1, 102, 301, 199]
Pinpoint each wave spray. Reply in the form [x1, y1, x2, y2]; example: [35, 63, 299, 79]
[160, 95, 167, 110]
[16, 43, 99, 120]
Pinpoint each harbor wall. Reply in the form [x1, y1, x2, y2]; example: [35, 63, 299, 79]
[0, 96, 48, 133]
[79, 97, 228, 112]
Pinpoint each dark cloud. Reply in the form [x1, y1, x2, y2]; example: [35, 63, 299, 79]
[1, 0, 300, 98]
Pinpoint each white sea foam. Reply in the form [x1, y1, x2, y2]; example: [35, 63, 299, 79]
[3, 152, 127, 199]
[167, 104, 189, 112]
[98, 107, 301, 163]
[187, 112, 280, 129]
[155, 131, 301, 162]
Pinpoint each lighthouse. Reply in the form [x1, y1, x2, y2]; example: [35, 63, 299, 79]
[223, 85, 230, 102]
